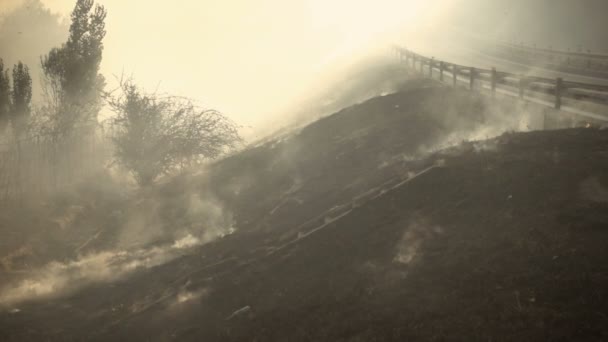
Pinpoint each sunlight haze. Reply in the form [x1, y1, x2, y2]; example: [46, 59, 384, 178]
[2, 0, 454, 131]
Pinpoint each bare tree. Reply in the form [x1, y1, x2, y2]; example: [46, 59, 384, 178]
[106, 80, 241, 186]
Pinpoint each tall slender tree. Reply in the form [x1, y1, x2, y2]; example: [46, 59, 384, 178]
[0, 59, 10, 133]
[11, 62, 32, 137]
[41, 0, 107, 136]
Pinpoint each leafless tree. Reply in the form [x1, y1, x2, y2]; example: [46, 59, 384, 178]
[106, 79, 241, 186]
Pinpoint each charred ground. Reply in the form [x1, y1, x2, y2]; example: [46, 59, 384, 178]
[1, 79, 608, 341]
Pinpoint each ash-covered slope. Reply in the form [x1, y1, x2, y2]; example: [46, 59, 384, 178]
[2, 80, 608, 341]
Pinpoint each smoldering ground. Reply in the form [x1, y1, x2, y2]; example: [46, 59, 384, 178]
[1, 0, 605, 320]
[0, 62, 587, 311]
[0, 167, 246, 313]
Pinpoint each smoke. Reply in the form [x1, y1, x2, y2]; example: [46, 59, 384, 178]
[394, 217, 443, 265]
[252, 50, 413, 140]
[0, 0, 23, 13]
[443, 0, 608, 52]
[0, 234, 200, 306]
[168, 286, 209, 310]
[2, 0, 461, 133]
[1, 0, 605, 313]
[3, 0, 607, 133]
[579, 177, 608, 204]
[429, 96, 540, 153]
[0, 190, 235, 307]
[0, 166, 235, 307]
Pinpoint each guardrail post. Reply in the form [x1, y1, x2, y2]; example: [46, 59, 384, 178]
[555, 77, 563, 109]
[491, 67, 497, 96]
[469, 67, 476, 90]
[452, 66, 458, 87]
[439, 62, 444, 81]
[519, 76, 525, 99]
[429, 57, 434, 78]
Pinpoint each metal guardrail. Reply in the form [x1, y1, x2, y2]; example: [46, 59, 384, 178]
[395, 46, 608, 121]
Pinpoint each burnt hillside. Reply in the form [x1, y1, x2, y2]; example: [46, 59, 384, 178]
[1, 79, 608, 341]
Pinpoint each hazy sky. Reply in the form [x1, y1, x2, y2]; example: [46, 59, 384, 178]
[1, 0, 457, 130]
[2, 0, 607, 131]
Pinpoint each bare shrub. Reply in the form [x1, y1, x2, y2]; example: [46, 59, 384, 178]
[106, 80, 241, 186]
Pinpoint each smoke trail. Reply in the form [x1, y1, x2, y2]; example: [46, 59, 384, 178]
[0, 232, 223, 307]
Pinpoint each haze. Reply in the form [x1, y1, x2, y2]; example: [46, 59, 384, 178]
[0, 0, 461, 132]
[4, 0, 608, 133]
[2, 0, 608, 340]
